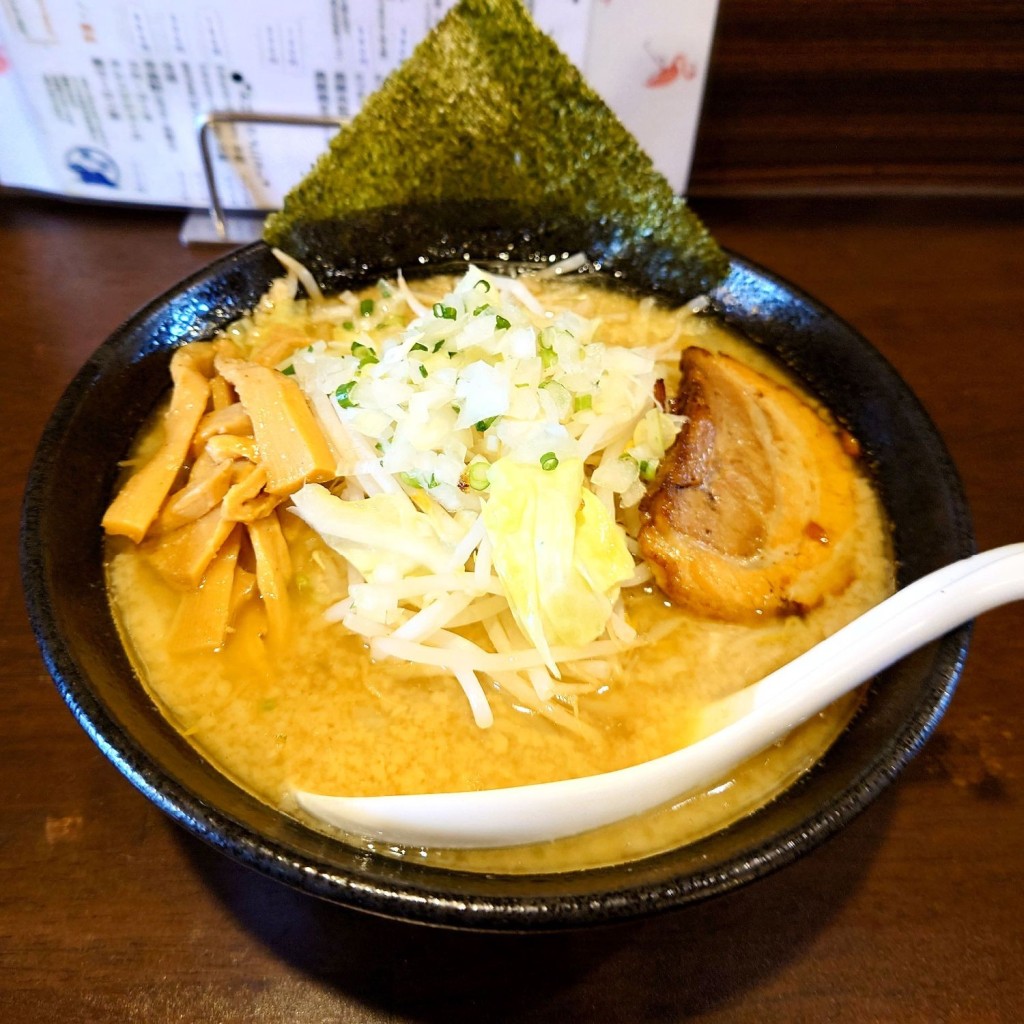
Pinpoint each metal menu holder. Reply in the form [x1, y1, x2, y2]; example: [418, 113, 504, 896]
[181, 112, 347, 246]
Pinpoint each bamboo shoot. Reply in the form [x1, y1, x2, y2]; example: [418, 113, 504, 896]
[167, 528, 242, 650]
[156, 454, 235, 533]
[248, 511, 292, 636]
[102, 349, 210, 543]
[216, 357, 335, 495]
[144, 504, 234, 588]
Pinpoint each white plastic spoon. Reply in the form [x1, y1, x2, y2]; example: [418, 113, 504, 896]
[296, 543, 1024, 849]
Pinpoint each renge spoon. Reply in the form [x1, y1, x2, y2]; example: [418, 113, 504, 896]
[296, 543, 1024, 849]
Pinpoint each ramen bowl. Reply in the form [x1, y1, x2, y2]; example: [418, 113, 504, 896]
[20, 206, 973, 930]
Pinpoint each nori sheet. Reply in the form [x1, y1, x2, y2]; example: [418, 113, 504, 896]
[263, 0, 727, 299]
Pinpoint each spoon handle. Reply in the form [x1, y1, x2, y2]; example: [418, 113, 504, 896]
[296, 544, 1024, 849]
[701, 542, 1024, 730]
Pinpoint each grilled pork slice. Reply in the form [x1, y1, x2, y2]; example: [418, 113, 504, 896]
[638, 347, 860, 621]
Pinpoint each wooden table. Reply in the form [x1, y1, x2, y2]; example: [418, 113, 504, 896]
[2, 193, 1022, 1022]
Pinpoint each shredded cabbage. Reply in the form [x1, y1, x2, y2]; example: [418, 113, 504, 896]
[482, 458, 634, 662]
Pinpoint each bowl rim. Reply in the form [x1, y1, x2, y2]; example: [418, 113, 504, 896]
[20, 239, 974, 931]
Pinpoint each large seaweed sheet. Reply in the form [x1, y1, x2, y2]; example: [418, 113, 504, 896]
[263, 0, 726, 298]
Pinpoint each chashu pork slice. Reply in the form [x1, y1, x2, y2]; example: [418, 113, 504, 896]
[638, 346, 861, 622]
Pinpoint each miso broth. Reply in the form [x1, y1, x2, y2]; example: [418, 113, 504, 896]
[105, 272, 894, 872]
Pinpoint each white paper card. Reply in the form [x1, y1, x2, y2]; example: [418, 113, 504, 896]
[0, 0, 717, 209]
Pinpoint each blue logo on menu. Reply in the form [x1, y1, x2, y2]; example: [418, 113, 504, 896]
[65, 146, 120, 188]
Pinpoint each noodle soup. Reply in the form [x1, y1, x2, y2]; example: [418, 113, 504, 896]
[105, 270, 893, 872]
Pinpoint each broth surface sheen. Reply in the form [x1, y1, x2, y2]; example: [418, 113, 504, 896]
[105, 272, 894, 873]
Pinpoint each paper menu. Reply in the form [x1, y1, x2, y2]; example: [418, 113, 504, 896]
[0, 0, 718, 213]
[586, 0, 719, 197]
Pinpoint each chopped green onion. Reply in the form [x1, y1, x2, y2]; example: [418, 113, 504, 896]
[433, 302, 457, 320]
[351, 341, 379, 366]
[360, 298, 375, 317]
[540, 452, 559, 471]
[475, 416, 497, 431]
[538, 329, 558, 368]
[399, 471, 437, 489]
[639, 459, 658, 482]
[402, 471, 440, 490]
[473, 304, 489, 316]
[432, 339, 446, 352]
[474, 279, 491, 292]
[418, 364, 428, 378]
[466, 462, 490, 490]
[335, 381, 357, 408]
[342, 320, 355, 331]
[573, 393, 592, 411]
[495, 314, 511, 330]
[411, 342, 428, 352]
[281, 364, 296, 376]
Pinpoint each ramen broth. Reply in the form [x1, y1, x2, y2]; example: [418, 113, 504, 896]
[105, 273, 894, 872]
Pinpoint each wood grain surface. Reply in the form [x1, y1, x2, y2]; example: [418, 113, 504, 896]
[691, 0, 1024, 195]
[1, 194, 1022, 1022]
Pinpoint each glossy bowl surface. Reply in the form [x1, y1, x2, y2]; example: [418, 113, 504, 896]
[20, 215, 973, 931]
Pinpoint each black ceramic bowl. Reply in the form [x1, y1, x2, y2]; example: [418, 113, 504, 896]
[20, 208, 973, 931]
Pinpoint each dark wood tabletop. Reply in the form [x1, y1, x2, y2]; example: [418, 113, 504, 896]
[2, 192, 1022, 1022]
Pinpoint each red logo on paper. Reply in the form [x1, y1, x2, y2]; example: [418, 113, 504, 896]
[644, 46, 697, 88]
